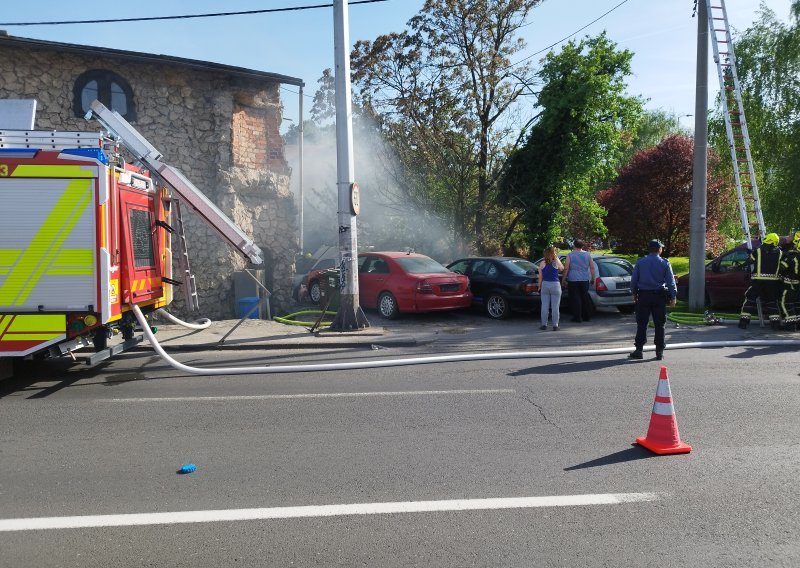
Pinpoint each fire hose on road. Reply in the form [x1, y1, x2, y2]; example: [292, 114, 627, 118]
[133, 305, 800, 376]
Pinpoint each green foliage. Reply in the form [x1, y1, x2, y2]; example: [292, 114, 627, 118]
[709, 1, 800, 235]
[498, 33, 643, 255]
[623, 109, 689, 161]
[601, 135, 731, 256]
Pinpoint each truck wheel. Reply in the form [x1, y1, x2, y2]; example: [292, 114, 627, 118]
[378, 292, 399, 319]
[309, 280, 321, 304]
[485, 294, 510, 319]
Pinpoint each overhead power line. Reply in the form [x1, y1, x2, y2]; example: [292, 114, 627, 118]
[0, 0, 388, 27]
[512, 0, 632, 67]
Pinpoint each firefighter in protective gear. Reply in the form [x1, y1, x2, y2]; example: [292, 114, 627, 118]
[778, 232, 800, 328]
[739, 232, 783, 329]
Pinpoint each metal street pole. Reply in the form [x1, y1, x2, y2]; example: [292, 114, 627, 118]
[299, 86, 304, 254]
[689, 0, 709, 311]
[330, 0, 369, 330]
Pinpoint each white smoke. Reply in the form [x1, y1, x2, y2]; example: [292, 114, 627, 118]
[285, 115, 466, 265]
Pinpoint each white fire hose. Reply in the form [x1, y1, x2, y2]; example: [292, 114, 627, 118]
[133, 305, 800, 376]
[154, 308, 211, 330]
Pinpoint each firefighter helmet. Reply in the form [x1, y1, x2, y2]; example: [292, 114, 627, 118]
[764, 233, 780, 246]
[793, 232, 800, 250]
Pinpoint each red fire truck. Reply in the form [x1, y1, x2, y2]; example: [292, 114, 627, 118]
[0, 100, 262, 367]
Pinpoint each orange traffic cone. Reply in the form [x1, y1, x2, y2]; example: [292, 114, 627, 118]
[635, 366, 692, 455]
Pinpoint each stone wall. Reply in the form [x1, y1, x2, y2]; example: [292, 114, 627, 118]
[0, 43, 298, 319]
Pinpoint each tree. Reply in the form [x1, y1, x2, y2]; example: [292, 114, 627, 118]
[623, 109, 688, 162]
[709, 1, 800, 234]
[351, 0, 542, 253]
[498, 33, 642, 255]
[600, 135, 730, 256]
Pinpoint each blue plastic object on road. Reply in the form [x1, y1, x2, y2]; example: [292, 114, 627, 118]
[178, 463, 197, 474]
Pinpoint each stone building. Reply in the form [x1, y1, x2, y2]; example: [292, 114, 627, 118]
[0, 31, 303, 319]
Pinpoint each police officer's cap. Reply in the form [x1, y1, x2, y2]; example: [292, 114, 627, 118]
[648, 239, 664, 249]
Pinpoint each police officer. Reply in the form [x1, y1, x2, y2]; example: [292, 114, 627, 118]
[778, 232, 800, 328]
[739, 232, 783, 329]
[628, 239, 676, 361]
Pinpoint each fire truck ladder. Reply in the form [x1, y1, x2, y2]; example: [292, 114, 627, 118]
[87, 100, 264, 266]
[172, 198, 200, 312]
[705, 0, 766, 244]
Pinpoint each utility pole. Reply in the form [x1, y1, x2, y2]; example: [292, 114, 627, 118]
[330, 0, 369, 330]
[298, 86, 305, 254]
[689, 0, 709, 311]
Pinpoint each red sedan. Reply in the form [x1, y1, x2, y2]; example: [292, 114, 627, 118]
[358, 252, 472, 319]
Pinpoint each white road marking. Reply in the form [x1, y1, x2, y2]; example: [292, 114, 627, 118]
[0, 493, 660, 532]
[102, 389, 516, 403]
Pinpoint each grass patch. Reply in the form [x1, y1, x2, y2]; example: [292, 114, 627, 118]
[595, 249, 689, 276]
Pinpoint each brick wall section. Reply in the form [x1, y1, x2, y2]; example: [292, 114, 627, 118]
[0, 41, 299, 319]
[232, 104, 267, 170]
[232, 102, 286, 172]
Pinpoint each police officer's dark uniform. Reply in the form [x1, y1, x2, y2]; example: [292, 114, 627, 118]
[739, 232, 783, 329]
[628, 239, 676, 361]
[778, 232, 800, 327]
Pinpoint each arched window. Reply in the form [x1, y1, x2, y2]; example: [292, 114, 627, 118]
[73, 69, 136, 121]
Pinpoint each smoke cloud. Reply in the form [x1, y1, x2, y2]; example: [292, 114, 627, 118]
[286, 116, 467, 265]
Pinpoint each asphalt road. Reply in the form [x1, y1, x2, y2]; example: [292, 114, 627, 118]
[1, 329, 799, 567]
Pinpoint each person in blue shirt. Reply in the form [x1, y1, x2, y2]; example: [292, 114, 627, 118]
[628, 239, 677, 361]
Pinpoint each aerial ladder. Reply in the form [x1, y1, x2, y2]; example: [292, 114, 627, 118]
[704, 0, 768, 324]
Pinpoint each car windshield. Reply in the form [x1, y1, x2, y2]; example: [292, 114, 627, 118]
[597, 259, 633, 277]
[502, 259, 537, 275]
[395, 256, 451, 274]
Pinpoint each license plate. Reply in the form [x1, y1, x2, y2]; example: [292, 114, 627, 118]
[616, 281, 630, 289]
[439, 283, 460, 293]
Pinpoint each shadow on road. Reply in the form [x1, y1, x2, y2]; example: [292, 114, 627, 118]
[564, 445, 656, 471]
[509, 357, 632, 376]
[725, 346, 794, 359]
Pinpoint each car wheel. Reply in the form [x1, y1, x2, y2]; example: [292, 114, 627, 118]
[617, 305, 635, 314]
[309, 280, 321, 304]
[378, 292, 399, 319]
[485, 293, 510, 319]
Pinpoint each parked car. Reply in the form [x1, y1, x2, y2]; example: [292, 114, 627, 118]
[676, 246, 750, 308]
[446, 257, 539, 319]
[676, 236, 793, 308]
[358, 252, 472, 319]
[534, 254, 635, 314]
[293, 245, 338, 303]
[298, 257, 338, 304]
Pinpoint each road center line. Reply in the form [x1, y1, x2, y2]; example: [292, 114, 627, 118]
[101, 389, 516, 402]
[0, 493, 660, 532]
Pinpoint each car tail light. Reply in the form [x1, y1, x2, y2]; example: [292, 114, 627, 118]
[595, 277, 608, 292]
[416, 279, 434, 293]
[523, 282, 537, 294]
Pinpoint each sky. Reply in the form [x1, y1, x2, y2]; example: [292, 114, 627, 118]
[0, 0, 794, 133]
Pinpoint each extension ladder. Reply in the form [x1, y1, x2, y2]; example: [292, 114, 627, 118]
[705, 0, 766, 245]
[172, 198, 200, 312]
[705, 0, 767, 326]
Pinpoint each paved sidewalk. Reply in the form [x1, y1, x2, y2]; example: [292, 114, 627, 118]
[143, 307, 800, 353]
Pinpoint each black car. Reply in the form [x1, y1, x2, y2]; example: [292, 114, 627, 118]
[446, 256, 539, 319]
